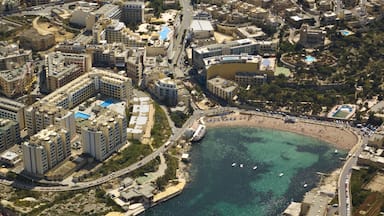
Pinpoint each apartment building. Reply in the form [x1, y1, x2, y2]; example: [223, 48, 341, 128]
[0, 43, 32, 70]
[121, 1, 145, 25]
[46, 52, 91, 92]
[207, 77, 238, 101]
[104, 19, 145, 47]
[0, 63, 34, 98]
[87, 43, 129, 68]
[81, 110, 127, 161]
[192, 38, 278, 68]
[126, 49, 144, 85]
[24, 104, 76, 138]
[0, 97, 25, 128]
[22, 125, 71, 177]
[94, 4, 121, 20]
[0, 118, 20, 153]
[154, 77, 178, 106]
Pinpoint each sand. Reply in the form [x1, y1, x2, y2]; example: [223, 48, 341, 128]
[204, 112, 358, 150]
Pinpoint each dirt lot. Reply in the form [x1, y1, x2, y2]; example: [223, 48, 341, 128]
[32, 17, 74, 42]
[365, 173, 384, 193]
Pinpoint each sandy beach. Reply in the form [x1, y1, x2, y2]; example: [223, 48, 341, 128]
[204, 112, 358, 150]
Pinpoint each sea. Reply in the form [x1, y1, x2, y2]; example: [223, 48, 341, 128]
[143, 127, 345, 216]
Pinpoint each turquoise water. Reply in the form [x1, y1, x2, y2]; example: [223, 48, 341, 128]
[341, 30, 351, 36]
[100, 99, 114, 108]
[159, 26, 171, 41]
[143, 127, 344, 216]
[305, 55, 316, 63]
[74, 112, 90, 119]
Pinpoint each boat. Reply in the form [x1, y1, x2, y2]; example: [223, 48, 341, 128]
[240, 164, 244, 168]
[232, 163, 236, 167]
[303, 183, 308, 188]
[190, 124, 206, 142]
[279, 173, 284, 177]
[334, 149, 338, 154]
[253, 166, 258, 170]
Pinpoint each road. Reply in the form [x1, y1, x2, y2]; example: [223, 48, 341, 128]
[338, 135, 366, 216]
[170, 0, 193, 78]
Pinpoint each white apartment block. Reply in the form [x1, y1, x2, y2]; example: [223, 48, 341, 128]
[104, 19, 145, 47]
[24, 104, 76, 138]
[22, 125, 71, 176]
[155, 77, 178, 106]
[81, 110, 127, 161]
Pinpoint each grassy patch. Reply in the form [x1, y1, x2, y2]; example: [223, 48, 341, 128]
[87, 140, 153, 179]
[170, 111, 190, 128]
[350, 167, 379, 211]
[155, 154, 179, 191]
[151, 103, 171, 148]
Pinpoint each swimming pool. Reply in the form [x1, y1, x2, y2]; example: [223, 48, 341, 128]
[332, 105, 353, 118]
[100, 99, 114, 108]
[305, 55, 316, 63]
[75, 112, 91, 120]
[340, 30, 351, 36]
[159, 26, 171, 41]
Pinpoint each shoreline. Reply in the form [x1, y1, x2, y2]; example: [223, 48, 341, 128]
[204, 112, 358, 150]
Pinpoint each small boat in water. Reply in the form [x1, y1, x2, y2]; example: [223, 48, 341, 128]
[303, 183, 308, 188]
[253, 166, 258, 170]
[240, 164, 244, 168]
[279, 173, 284, 177]
[334, 149, 338, 154]
[232, 163, 236, 167]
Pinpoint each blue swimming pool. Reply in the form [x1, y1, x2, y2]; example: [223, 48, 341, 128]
[100, 99, 114, 108]
[159, 26, 171, 41]
[341, 30, 351, 36]
[75, 112, 91, 120]
[305, 55, 316, 63]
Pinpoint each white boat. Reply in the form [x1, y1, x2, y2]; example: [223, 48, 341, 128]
[190, 124, 206, 142]
[334, 149, 338, 154]
[253, 166, 258, 170]
[240, 164, 244, 168]
[303, 183, 308, 188]
[232, 163, 236, 167]
[279, 173, 284, 177]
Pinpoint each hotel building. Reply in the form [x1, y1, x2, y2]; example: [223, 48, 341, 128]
[22, 125, 71, 176]
[207, 77, 238, 101]
[121, 1, 145, 25]
[81, 110, 127, 161]
[25, 69, 132, 136]
[203, 54, 275, 85]
[192, 38, 278, 68]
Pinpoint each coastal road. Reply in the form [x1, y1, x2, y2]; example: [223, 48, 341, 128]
[3, 107, 356, 193]
[338, 135, 366, 216]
